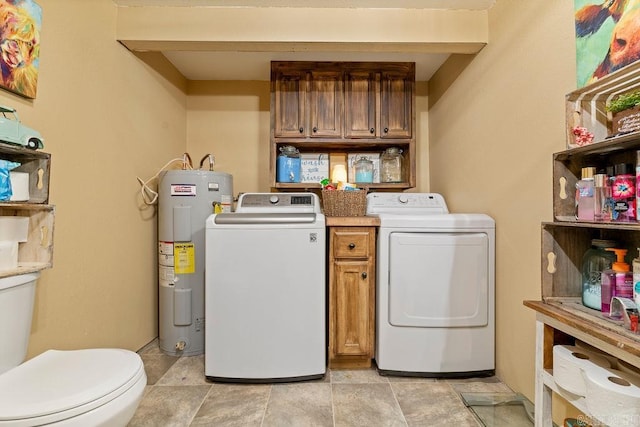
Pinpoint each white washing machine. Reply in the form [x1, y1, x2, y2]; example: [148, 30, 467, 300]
[366, 193, 495, 378]
[204, 193, 326, 382]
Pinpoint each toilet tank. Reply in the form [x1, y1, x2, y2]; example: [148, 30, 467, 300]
[0, 272, 38, 375]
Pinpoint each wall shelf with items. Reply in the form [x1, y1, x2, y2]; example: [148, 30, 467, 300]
[0, 143, 54, 279]
[541, 222, 640, 302]
[0, 203, 54, 279]
[0, 143, 50, 204]
[270, 140, 414, 190]
[566, 60, 640, 147]
[553, 132, 640, 222]
[270, 61, 415, 191]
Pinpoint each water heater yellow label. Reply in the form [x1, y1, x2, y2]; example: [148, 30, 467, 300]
[174, 243, 195, 274]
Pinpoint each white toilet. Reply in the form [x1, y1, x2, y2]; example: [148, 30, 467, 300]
[0, 272, 147, 426]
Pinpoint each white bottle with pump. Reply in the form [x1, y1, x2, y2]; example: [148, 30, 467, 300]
[634, 248, 640, 305]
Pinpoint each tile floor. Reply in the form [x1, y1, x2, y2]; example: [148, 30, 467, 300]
[128, 340, 516, 427]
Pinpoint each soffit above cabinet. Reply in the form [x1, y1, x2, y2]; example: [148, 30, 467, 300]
[113, 0, 494, 8]
[114, 1, 491, 81]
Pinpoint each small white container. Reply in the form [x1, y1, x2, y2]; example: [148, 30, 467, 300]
[9, 172, 29, 201]
[0, 217, 29, 271]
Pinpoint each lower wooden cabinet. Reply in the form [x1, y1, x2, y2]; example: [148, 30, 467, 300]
[327, 219, 377, 369]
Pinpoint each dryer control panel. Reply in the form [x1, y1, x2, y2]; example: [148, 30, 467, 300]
[366, 193, 449, 215]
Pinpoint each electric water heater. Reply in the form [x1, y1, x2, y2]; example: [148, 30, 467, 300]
[157, 169, 233, 356]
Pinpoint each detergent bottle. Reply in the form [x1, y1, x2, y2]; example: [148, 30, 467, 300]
[607, 248, 633, 299]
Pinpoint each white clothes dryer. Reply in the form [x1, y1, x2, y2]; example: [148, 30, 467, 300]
[366, 193, 495, 378]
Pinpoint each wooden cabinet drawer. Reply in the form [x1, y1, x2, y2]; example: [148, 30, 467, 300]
[333, 231, 370, 258]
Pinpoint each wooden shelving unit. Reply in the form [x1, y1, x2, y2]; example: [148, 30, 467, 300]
[0, 144, 54, 279]
[527, 62, 640, 426]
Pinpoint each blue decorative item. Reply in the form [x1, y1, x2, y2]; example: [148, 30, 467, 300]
[0, 159, 20, 200]
[276, 145, 301, 183]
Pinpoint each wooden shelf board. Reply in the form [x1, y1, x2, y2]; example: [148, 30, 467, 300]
[525, 299, 640, 358]
[543, 220, 640, 231]
[0, 262, 51, 279]
[326, 216, 380, 226]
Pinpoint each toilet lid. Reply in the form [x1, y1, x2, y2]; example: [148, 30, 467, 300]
[0, 348, 144, 422]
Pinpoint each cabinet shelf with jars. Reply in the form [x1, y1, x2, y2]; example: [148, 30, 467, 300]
[270, 61, 415, 190]
[0, 143, 54, 279]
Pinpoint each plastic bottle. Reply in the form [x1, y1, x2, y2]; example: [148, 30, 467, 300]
[612, 163, 636, 222]
[594, 173, 612, 222]
[601, 269, 616, 315]
[581, 239, 617, 310]
[576, 167, 596, 221]
[637, 150, 640, 223]
[634, 248, 640, 306]
[606, 248, 633, 299]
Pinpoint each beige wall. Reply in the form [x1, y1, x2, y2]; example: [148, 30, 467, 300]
[429, 0, 575, 407]
[186, 81, 271, 194]
[15, 1, 187, 357]
[12, 0, 585, 419]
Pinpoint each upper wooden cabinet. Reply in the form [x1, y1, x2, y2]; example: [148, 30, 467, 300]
[270, 61, 416, 190]
[380, 70, 413, 139]
[309, 70, 343, 138]
[344, 70, 377, 138]
[273, 68, 306, 138]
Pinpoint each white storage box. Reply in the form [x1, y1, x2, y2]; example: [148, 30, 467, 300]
[0, 217, 29, 270]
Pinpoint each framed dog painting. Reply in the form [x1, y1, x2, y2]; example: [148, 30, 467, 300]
[575, 0, 640, 87]
[0, 0, 41, 99]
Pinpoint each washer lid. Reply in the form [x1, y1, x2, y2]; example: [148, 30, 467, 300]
[0, 348, 143, 421]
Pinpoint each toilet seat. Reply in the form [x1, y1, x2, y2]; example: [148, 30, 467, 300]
[0, 348, 145, 425]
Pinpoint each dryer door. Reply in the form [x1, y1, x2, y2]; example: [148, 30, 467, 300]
[388, 231, 489, 327]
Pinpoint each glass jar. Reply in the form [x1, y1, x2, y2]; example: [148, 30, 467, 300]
[581, 239, 618, 310]
[277, 145, 301, 183]
[381, 147, 403, 183]
[354, 157, 374, 183]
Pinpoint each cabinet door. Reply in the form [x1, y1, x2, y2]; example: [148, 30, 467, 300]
[309, 70, 343, 138]
[333, 260, 371, 357]
[380, 70, 413, 139]
[274, 69, 306, 138]
[344, 71, 377, 138]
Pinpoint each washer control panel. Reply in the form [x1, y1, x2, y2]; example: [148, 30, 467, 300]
[236, 193, 320, 213]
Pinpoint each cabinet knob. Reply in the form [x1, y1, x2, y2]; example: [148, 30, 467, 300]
[370, 128, 375, 134]
[361, 272, 367, 279]
[312, 127, 318, 133]
[348, 243, 356, 250]
[299, 127, 304, 133]
[384, 127, 389, 133]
